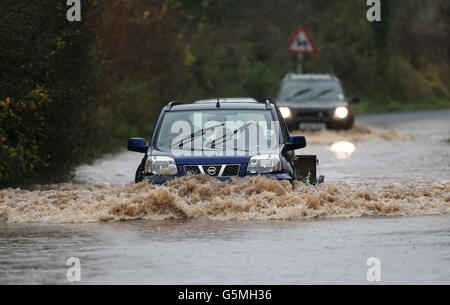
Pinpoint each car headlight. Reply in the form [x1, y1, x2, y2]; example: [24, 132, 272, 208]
[334, 107, 349, 119]
[279, 107, 292, 119]
[247, 154, 281, 174]
[145, 156, 178, 175]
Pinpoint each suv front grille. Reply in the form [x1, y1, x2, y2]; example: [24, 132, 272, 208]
[294, 109, 330, 118]
[184, 165, 201, 175]
[184, 164, 240, 177]
[222, 165, 240, 177]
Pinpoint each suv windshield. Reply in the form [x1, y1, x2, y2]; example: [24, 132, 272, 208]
[278, 80, 344, 101]
[155, 109, 276, 152]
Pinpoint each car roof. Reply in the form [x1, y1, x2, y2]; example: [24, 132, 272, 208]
[168, 103, 269, 111]
[282, 73, 338, 82]
[166, 98, 272, 111]
[194, 98, 259, 104]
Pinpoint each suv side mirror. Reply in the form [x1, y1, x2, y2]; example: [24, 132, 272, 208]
[348, 96, 360, 104]
[284, 136, 306, 151]
[128, 138, 148, 153]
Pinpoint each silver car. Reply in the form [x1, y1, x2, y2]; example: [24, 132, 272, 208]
[276, 73, 359, 130]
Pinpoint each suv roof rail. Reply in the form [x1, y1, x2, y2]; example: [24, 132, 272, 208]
[265, 100, 272, 110]
[194, 98, 259, 104]
[166, 101, 177, 111]
[283, 73, 336, 81]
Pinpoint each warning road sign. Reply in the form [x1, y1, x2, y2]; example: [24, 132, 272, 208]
[288, 26, 316, 54]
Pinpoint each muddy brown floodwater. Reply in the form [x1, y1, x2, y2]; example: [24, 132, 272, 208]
[0, 109, 449, 284]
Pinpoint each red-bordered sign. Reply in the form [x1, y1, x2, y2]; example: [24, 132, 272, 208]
[288, 26, 317, 54]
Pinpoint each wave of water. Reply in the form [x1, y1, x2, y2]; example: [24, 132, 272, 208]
[294, 125, 417, 144]
[1, 175, 448, 223]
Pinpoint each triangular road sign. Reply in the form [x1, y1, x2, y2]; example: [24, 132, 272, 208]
[288, 26, 317, 54]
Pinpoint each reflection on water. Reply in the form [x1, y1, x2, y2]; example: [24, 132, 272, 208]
[329, 141, 356, 159]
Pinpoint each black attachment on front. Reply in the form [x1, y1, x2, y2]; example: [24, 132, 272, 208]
[293, 155, 324, 185]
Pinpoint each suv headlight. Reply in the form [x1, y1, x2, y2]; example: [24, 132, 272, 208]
[279, 107, 292, 119]
[334, 106, 349, 119]
[246, 154, 281, 174]
[145, 156, 178, 175]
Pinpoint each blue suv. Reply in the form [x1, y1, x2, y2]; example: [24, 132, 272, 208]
[128, 98, 322, 184]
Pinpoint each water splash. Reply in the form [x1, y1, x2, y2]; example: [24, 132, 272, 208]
[1, 175, 448, 223]
[293, 125, 416, 144]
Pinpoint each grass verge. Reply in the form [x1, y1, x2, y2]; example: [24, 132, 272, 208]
[352, 96, 450, 114]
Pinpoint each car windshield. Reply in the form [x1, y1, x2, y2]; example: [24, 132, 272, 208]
[278, 80, 345, 101]
[155, 109, 277, 153]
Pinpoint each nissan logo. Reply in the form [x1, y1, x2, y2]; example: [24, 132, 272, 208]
[206, 166, 217, 176]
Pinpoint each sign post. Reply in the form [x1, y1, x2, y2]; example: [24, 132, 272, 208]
[288, 26, 316, 74]
[297, 53, 304, 74]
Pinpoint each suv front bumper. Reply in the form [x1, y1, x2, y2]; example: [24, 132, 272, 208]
[284, 109, 353, 130]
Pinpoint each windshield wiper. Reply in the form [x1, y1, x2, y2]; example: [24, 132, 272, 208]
[310, 88, 335, 99]
[171, 122, 225, 148]
[286, 88, 312, 100]
[204, 122, 254, 148]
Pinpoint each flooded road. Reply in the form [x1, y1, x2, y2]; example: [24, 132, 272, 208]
[2, 216, 449, 284]
[1, 109, 449, 284]
[301, 109, 450, 184]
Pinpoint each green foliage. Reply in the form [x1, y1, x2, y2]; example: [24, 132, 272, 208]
[94, 0, 449, 139]
[0, 1, 99, 187]
[100, 80, 161, 147]
[353, 97, 450, 114]
[0, 92, 51, 184]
